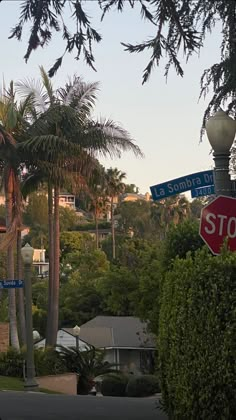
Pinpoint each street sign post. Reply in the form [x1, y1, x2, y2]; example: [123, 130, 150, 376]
[191, 184, 215, 198]
[199, 195, 236, 254]
[150, 170, 214, 201]
[0, 280, 24, 289]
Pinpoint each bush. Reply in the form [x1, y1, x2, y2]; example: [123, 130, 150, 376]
[159, 248, 236, 419]
[101, 373, 129, 396]
[0, 348, 24, 378]
[126, 375, 160, 397]
[34, 348, 66, 377]
[0, 348, 66, 379]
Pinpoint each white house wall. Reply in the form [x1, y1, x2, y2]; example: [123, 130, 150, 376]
[35, 329, 88, 350]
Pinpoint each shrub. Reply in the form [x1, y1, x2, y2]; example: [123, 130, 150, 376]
[126, 375, 160, 397]
[34, 348, 66, 377]
[159, 248, 236, 419]
[0, 348, 24, 378]
[101, 373, 129, 396]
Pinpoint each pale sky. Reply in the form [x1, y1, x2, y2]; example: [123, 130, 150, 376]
[0, 0, 220, 194]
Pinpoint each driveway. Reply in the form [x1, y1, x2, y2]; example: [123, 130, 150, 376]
[0, 392, 167, 420]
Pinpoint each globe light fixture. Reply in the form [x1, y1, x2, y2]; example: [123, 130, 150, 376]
[206, 109, 236, 196]
[73, 325, 80, 350]
[21, 243, 34, 265]
[206, 109, 236, 154]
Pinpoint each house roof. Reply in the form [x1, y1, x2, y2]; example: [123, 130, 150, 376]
[64, 316, 155, 349]
[63, 327, 113, 348]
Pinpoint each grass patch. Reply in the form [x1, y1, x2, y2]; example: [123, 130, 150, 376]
[0, 376, 24, 391]
[0, 376, 63, 394]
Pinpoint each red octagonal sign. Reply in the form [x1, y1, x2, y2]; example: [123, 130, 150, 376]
[200, 195, 236, 254]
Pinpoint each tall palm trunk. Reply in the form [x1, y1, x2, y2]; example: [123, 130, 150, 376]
[17, 230, 26, 345]
[95, 207, 99, 249]
[46, 183, 54, 346]
[51, 184, 60, 346]
[5, 171, 20, 350]
[111, 197, 116, 259]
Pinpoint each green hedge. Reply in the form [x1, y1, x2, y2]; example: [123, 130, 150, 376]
[159, 248, 236, 419]
[0, 348, 24, 378]
[0, 348, 66, 379]
[34, 348, 66, 376]
[101, 373, 129, 396]
[126, 375, 160, 397]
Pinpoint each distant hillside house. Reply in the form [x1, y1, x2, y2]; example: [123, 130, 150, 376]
[120, 192, 151, 203]
[35, 316, 156, 374]
[33, 249, 49, 278]
[59, 192, 76, 210]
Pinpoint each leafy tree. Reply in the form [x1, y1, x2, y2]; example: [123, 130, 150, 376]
[161, 219, 205, 269]
[98, 266, 138, 316]
[32, 280, 48, 335]
[124, 184, 139, 194]
[59, 206, 78, 232]
[117, 200, 153, 239]
[24, 192, 48, 227]
[5, 1, 236, 125]
[60, 248, 109, 326]
[60, 279, 103, 327]
[101, 233, 129, 262]
[114, 238, 162, 333]
[60, 231, 95, 259]
[189, 197, 205, 220]
[23, 192, 49, 248]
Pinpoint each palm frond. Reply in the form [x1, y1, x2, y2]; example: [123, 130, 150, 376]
[58, 77, 99, 119]
[21, 171, 45, 199]
[0, 124, 16, 146]
[78, 118, 143, 159]
[15, 78, 48, 114]
[39, 66, 54, 104]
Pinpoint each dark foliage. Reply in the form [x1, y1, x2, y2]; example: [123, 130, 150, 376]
[8, 0, 101, 77]
[4, 1, 236, 130]
[159, 248, 236, 419]
[101, 373, 130, 397]
[0, 348, 24, 378]
[126, 374, 160, 397]
[161, 219, 205, 269]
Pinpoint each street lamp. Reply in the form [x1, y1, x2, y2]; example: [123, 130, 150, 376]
[73, 325, 80, 351]
[206, 108, 236, 197]
[21, 243, 38, 391]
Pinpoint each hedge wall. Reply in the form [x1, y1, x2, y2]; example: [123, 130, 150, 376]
[159, 248, 236, 419]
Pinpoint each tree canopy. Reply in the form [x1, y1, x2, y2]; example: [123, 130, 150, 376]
[3, 0, 236, 130]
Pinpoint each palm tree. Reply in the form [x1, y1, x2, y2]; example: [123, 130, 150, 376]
[87, 164, 109, 248]
[0, 82, 31, 348]
[18, 69, 143, 347]
[58, 345, 116, 394]
[105, 168, 126, 259]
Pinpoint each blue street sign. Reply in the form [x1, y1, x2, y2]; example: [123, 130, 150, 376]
[150, 170, 214, 201]
[191, 184, 215, 198]
[0, 280, 24, 289]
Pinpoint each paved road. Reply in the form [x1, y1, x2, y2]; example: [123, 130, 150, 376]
[0, 392, 167, 420]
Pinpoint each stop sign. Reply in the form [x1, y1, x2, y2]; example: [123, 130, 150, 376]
[200, 195, 236, 254]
